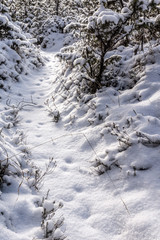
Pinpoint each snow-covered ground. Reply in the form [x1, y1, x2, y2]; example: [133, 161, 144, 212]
[1, 34, 160, 240]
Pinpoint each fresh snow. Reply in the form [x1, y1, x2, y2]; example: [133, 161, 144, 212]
[0, 34, 160, 240]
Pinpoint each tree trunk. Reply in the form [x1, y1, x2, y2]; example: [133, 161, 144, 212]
[55, 0, 60, 15]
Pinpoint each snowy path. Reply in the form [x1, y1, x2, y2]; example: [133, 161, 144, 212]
[6, 48, 131, 239]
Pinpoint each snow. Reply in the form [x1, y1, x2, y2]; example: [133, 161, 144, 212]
[0, 14, 8, 25]
[97, 10, 121, 25]
[43, 200, 55, 212]
[73, 57, 86, 67]
[1, 29, 160, 240]
[88, 9, 124, 30]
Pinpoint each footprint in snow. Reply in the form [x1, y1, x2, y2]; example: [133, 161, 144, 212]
[36, 134, 42, 138]
[38, 122, 44, 125]
[64, 157, 73, 164]
[75, 206, 90, 219]
[62, 194, 74, 202]
[26, 120, 32, 123]
[73, 184, 84, 193]
[60, 165, 68, 172]
[39, 93, 45, 96]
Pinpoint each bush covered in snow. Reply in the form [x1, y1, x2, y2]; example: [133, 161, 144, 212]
[56, 0, 160, 94]
[0, 2, 44, 92]
[7, 0, 77, 49]
[36, 16, 73, 49]
[0, 109, 25, 189]
[0, 99, 66, 240]
[46, 2, 160, 182]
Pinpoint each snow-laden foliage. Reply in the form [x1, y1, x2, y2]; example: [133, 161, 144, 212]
[57, 0, 160, 94]
[91, 45, 160, 175]
[36, 16, 73, 49]
[0, 99, 66, 240]
[48, 38, 160, 181]
[0, 3, 44, 92]
[0, 108, 26, 189]
[1, 0, 160, 239]
[0, 101, 39, 239]
[7, 0, 78, 48]
[45, 0, 160, 178]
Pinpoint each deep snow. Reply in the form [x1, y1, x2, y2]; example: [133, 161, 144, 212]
[0, 34, 160, 240]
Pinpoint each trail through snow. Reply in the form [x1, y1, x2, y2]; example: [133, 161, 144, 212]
[5, 38, 160, 240]
[7, 44, 129, 239]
